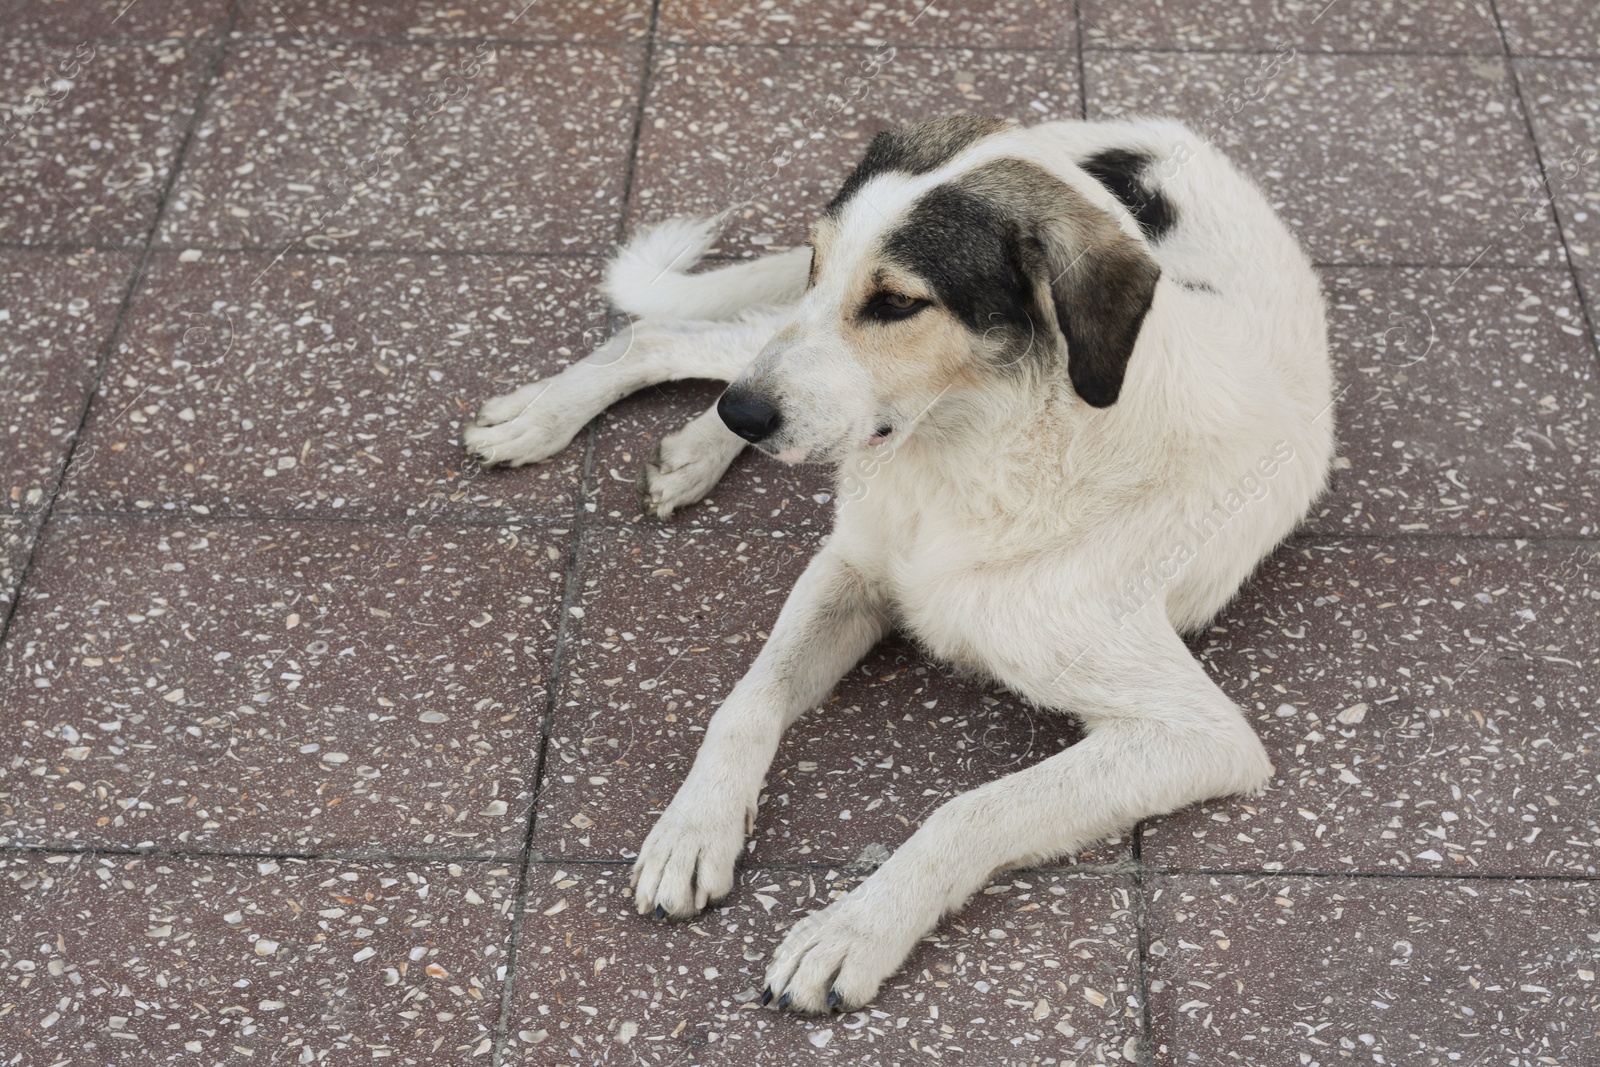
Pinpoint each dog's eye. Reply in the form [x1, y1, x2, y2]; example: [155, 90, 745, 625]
[867, 291, 929, 322]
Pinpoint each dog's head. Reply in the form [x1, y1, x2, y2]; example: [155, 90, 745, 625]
[718, 116, 1164, 464]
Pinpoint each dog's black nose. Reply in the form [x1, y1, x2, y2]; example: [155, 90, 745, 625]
[717, 389, 782, 444]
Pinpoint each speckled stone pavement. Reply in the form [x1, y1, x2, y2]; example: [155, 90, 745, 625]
[0, 1, 1596, 1064]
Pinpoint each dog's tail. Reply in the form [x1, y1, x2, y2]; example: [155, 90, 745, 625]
[601, 216, 810, 321]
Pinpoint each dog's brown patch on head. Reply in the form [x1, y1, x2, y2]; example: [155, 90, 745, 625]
[880, 157, 1162, 407]
[826, 115, 1012, 215]
[797, 128, 1161, 434]
[838, 260, 987, 403]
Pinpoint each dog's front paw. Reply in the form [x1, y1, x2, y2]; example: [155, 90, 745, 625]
[461, 381, 582, 467]
[763, 887, 929, 1014]
[630, 795, 750, 920]
[636, 431, 738, 518]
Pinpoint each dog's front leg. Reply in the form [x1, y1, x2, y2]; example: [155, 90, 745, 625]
[463, 313, 782, 467]
[763, 621, 1273, 1013]
[631, 548, 887, 919]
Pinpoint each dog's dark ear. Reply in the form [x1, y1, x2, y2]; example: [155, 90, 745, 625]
[1038, 214, 1161, 408]
[980, 158, 1162, 407]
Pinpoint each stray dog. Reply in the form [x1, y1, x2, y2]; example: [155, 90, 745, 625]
[463, 116, 1334, 1014]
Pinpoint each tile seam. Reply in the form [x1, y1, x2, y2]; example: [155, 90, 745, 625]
[1489, 0, 1600, 370]
[0, 1, 242, 651]
[0, 841, 523, 865]
[489, 429, 602, 1065]
[33, 510, 1600, 547]
[491, 8, 662, 1058]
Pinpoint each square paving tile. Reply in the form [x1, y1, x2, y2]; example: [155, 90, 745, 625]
[1146, 873, 1600, 1066]
[1499, 0, 1600, 59]
[1085, 52, 1563, 267]
[0, 851, 517, 1063]
[660, 0, 1074, 48]
[1516, 59, 1600, 271]
[532, 524, 809, 859]
[1313, 266, 1600, 537]
[0, 38, 214, 247]
[0, 0, 233, 39]
[0, 515, 565, 856]
[1141, 537, 1600, 877]
[158, 41, 643, 253]
[1078, 0, 1503, 54]
[506, 864, 1142, 1064]
[59, 250, 602, 522]
[589, 380, 836, 530]
[631, 45, 1080, 256]
[2, 248, 133, 520]
[533, 526, 1129, 868]
[236, 0, 653, 41]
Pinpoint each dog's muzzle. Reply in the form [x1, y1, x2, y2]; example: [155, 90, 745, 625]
[718, 388, 783, 444]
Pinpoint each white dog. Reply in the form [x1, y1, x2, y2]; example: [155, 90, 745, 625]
[463, 116, 1334, 1014]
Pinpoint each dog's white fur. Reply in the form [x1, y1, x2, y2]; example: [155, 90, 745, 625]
[464, 117, 1333, 1013]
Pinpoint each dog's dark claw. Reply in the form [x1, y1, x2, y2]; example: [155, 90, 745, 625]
[760, 987, 773, 1006]
[827, 989, 841, 1010]
[652, 905, 666, 920]
[777, 993, 792, 1010]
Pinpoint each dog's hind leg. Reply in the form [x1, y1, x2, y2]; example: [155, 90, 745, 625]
[463, 311, 781, 468]
[763, 619, 1273, 1014]
[636, 402, 747, 518]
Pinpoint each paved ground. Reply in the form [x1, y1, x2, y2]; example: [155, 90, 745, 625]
[1, 1, 1597, 1064]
